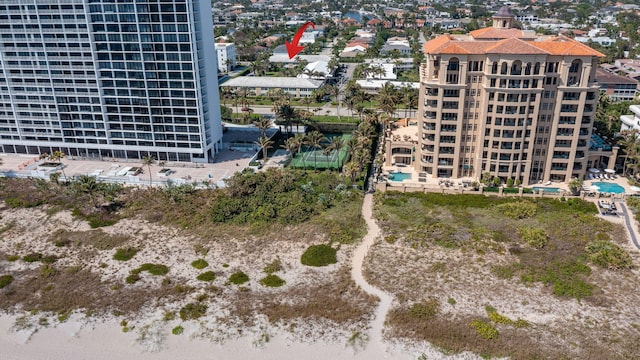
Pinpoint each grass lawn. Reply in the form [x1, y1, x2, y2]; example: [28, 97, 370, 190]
[310, 115, 360, 124]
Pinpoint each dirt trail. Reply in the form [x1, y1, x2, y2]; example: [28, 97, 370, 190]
[351, 193, 394, 352]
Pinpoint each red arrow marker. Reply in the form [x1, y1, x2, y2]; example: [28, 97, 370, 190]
[285, 21, 315, 59]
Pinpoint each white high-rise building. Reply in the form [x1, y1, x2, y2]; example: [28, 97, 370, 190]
[215, 43, 236, 73]
[0, 0, 223, 162]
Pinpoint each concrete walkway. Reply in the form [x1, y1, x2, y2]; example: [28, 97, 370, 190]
[615, 202, 640, 250]
[351, 193, 394, 353]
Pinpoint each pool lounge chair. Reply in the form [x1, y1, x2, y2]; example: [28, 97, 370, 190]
[588, 173, 594, 180]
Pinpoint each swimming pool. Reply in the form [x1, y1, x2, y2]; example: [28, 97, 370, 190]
[531, 187, 561, 193]
[388, 172, 412, 182]
[591, 182, 625, 194]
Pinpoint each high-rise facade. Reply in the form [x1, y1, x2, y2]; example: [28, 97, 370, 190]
[416, 7, 604, 185]
[0, 0, 222, 162]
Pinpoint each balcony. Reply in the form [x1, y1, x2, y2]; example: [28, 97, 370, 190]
[425, 88, 438, 96]
[423, 122, 436, 131]
[438, 159, 454, 166]
[422, 145, 435, 152]
[422, 156, 434, 164]
[422, 134, 435, 142]
[424, 101, 438, 108]
[575, 151, 585, 159]
[557, 131, 574, 137]
[424, 112, 436, 119]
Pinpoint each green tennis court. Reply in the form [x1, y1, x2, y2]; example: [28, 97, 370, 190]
[290, 134, 351, 170]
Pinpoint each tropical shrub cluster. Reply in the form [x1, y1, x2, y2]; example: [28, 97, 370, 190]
[210, 169, 357, 225]
[516, 227, 548, 249]
[495, 201, 537, 219]
[301, 244, 337, 267]
[585, 240, 632, 270]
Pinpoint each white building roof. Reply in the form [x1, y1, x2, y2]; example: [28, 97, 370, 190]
[268, 54, 331, 64]
[297, 61, 331, 79]
[356, 79, 419, 90]
[221, 76, 324, 89]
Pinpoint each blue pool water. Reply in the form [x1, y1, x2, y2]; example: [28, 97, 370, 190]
[388, 172, 411, 182]
[591, 182, 625, 194]
[531, 187, 561, 193]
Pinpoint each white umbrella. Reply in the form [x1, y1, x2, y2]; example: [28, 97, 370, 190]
[630, 186, 640, 192]
[604, 169, 615, 174]
[589, 168, 600, 173]
[590, 185, 600, 192]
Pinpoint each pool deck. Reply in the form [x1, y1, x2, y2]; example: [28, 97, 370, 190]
[379, 164, 637, 195]
[0, 150, 257, 187]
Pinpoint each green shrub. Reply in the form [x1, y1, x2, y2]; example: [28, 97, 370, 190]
[172, 325, 184, 335]
[5, 255, 20, 262]
[259, 274, 286, 287]
[113, 247, 138, 261]
[179, 303, 207, 321]
[191, 259, 208, 269]
[23, 253, 43, 262]
[301, 244, 337, 267]
[228, 271, 249, 285]
[137, 263, 169, 276]
[196, 271, 216, 282]
[585, 240, 632, 270]
[408, 299, 440, 320]
[22, 253, 57, 263]
[263, 259, 282, 274]
[517, 227, 548, 249]
[126, 263, 169, 284]
[125, 273, 140, 284]
[0, 274, 14, 289]
[495, 201, 537, 219]
[470, 319, 499, 340]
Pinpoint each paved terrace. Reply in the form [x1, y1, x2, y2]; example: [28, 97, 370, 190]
[0, 149, 257, 188]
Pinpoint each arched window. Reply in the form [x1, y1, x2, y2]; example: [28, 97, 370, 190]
[447, 58, 459, 71]
[500, 62, 508, 75]
[533, 62, 540, 75]
[446, 58, 460, 84]
[491, 62, 498, 74]
[524, 62, 531, 75]
[510, 60, 522, 75]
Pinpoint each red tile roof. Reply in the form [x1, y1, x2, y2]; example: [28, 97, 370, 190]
[423, 30, 604, 57]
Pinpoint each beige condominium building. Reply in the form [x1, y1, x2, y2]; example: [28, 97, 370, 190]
[409, 7, 607, 186]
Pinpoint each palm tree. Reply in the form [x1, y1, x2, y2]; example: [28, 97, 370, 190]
[402, 87, 419, 118]
[253, 116, 271, 138]
[342, 161, 360, 183]
[278, 104, 297, 136]
[377, 82, 398, 116]
[76, 174, 99, 207]
[324, 136, 345, 168]
[256, 136, 274, 164]
[241, 107, 254, 124]
[293, 133, 306, 154]
[619, 130, 640, 175]
[48, 150, 67, 180]
[305, 131, 326, 170]
[281, 137, 300, 163]
[142, 155, 156, 186]
[323, 84, 342, 119]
